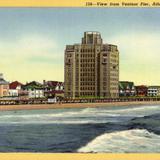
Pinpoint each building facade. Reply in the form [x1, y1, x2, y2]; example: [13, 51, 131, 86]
[0, 74, 9, 97]
[119, 81, 135, 97]
[64, 31, 119, 99]
[147, 86, 160, 97]
[135, 85, 148, 97]
[43, 80, 64, 98]
[9, 81, 23, 97]
[22, 81, 44, 98]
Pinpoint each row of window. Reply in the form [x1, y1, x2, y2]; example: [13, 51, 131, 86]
[110, 59, 118, 63]
[80, 92, 95, 96]
[80, 78, 95, 82]
[80, 59, 95, 63]
[110, 82, 119, 86]
[148, 91, 159, 93]
[66, 54, 72, 57]
[111, 53, 118, 58]
[80, 73, 95, 76]
[79, 82, 95, 85]
[80, 64, 95, 67]
[80, 53, 95, 58]
[80, 87, 95, 90]
[110, 78, 119, 81]
[110, 87, 118, 91]
[80, 49, 95, 53]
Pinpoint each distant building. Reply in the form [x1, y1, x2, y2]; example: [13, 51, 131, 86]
[43, 80, 64, 98]
[9, 81, 23, 97]
[135, 85, 148, 97]
[22, 81, 44, 98]
[0, 73, 9, 97]
[64, 31, 119, 99]
[147, 86, 160, 97]
[119, 81, 135, 96]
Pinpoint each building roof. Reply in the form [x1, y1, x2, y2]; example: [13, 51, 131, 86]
[135, 85, 148, 88]
[148, 86, 160, 89]
[44, 81, 64, 88]
[135, 85, 148, 91]
[23, 81, 44, 90]
[9, 81, 23, 89]
[0, 78, 9, 85]
[119, 81, 134, 90]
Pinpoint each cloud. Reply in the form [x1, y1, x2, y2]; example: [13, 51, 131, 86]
[0, 33, 64, 64]
[104, 31, 160, 85]
[0, 33, 64, 82]
[0, 33, 58, 57]
[106, 32, 160, 60]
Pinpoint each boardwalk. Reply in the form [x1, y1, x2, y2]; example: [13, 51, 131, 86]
[1, 97, 160, 105]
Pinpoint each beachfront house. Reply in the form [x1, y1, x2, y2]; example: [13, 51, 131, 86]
[9, 81, 23, 97]
[43, 80, 64, 99]
[147, 86, 160, 97]
[119, 81, 135, 97]
[0, 73, 9, 98]
[22, 81, 44, 98]
[135, 85, 148, 97]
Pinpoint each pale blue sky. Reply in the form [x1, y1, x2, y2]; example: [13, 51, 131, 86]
[0, 8, 160, 85]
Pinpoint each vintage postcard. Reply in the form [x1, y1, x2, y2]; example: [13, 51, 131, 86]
[0, 0, 160, 160]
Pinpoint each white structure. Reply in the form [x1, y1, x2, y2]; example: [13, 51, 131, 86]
[47, 97, 57, 103]
[23, 81, 44, 98]
[28, 89, 44, 98]
[9, 81, 23, 97]
[147, 86, 160, 97]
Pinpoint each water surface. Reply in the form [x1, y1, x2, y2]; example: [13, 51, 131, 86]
[0, 105, 160, 152]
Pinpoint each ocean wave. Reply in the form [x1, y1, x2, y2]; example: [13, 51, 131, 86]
[98, 105, 160, 115]
[0, 118, 121, 125]
[1, 105, 159, 118]
[77, 129, 160, 153]
[0, 105, 160, 125]
[0, 108, 119, 119]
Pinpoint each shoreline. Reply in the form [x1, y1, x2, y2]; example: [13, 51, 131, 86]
[0, 101, 160, 111]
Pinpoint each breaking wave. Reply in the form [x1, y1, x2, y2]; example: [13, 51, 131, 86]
[0, 105, 160, 124]
[77, 129, 160, 153]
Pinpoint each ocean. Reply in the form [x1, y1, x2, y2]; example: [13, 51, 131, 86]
[0, 104, 160, 153]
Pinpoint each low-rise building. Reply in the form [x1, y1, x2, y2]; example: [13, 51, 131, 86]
[9, 81, 23, 97]
[135, 85, 148, 97]
[22, 81, 44, 98]
[147, 86, 160, 97]
[0, 74, 9, 97]
[119, 81, 135, 97]
[43, 80, 64, 99]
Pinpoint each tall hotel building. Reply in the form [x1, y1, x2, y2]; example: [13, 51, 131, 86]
[64, 31, 119, 99]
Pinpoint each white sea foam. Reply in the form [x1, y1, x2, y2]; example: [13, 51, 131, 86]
[0, 105, 160, 124]
[95, 105, 160, 115]
[77, 129, 160, 153]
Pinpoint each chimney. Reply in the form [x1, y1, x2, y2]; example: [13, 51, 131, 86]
[43, 80, 46, 85]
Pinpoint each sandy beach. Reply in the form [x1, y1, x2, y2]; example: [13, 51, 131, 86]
[0, 101, 160, 111]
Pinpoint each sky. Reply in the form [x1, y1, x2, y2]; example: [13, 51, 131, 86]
[0, 8, 160, 85]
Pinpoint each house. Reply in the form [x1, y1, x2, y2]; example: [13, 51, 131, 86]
[22, 81, 44, 98]
[135, 85, 148, 97]
[43, 80, 64, 99]
[9, 81, 23, 97]
[119, 81, 135, 97]
[147, 86, 160, 97]
[0, 73, 9, 97]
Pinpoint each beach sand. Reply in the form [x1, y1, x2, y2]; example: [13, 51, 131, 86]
[0, 101, 160, 111]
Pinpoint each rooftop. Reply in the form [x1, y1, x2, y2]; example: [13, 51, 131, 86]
[0, 78, 9, 85]
[9, 81, 23, 89]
